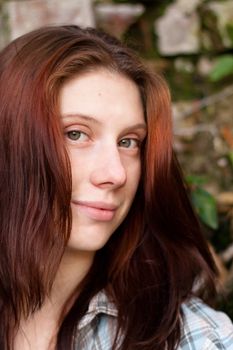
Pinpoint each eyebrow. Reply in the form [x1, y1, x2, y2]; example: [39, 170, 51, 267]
[61, 113, 147, 132]
[61, 113, 100, 125]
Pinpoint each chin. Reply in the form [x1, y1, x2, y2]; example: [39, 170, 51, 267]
[66, 217, 121, 254]
[66, 229, 113, 254]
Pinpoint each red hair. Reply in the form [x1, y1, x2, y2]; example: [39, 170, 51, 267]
[0, 26, 217, 349]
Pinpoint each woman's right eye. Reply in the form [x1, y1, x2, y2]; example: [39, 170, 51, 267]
[66, 130, 88, 142]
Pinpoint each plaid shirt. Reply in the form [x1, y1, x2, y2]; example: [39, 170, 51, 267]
[74, 291, 233, 349]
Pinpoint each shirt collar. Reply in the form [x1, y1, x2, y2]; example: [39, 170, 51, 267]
[77, 290, 118, 330]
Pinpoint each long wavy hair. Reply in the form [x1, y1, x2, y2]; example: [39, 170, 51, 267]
[0, 25, 217, 349]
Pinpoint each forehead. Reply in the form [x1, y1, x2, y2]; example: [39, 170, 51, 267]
[59, 69, 145, 126]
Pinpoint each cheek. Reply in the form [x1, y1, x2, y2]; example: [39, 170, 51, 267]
[126, 160, 141, 197]
[69, 150, 88, 186]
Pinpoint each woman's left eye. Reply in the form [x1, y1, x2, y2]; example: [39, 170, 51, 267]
[118, 138, 140, 149]
[66, 130, 88, 142]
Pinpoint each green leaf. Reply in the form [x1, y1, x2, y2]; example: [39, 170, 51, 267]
[191, 187, 219, 230]
[226, 24, 233, 45]
[209, 55, 233, 82]
[228, 150, 233, 168]
[186, 175, 208, 186]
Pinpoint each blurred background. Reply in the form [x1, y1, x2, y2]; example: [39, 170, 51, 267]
[0, 0, 233, 318]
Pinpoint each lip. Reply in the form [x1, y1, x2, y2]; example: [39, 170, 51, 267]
[71, 200, 117, 221]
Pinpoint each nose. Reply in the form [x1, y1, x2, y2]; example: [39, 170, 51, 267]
[90, 146, 127, 189]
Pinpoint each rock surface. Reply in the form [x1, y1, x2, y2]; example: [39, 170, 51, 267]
[155, 0, 202, 55]
[155, 0, 233, 55]
[3, 0, 94, 42]
[204, 0, 233, 49]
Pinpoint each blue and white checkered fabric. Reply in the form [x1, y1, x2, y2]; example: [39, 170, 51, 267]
[74, 291, 233, 350]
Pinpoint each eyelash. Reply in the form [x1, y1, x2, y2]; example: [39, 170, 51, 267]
[65, 129, 142, 149]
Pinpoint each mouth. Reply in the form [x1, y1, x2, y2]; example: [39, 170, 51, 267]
[71, 200, 117, 221]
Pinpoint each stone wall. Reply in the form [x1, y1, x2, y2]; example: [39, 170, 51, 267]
[0, 0, 94, 49]
[155, 0, 233, 56]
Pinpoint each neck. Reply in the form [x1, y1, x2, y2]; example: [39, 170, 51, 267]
[51, 249, 95, 310]
[14, 250, 95, 350]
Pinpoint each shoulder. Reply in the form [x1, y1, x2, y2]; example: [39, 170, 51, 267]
[178, 297, 233, 350]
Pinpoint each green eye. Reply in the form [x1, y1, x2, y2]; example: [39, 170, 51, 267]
[67, 130, 81, 140]
[119, 139, 131, 148]
[119, 138, 139, 149]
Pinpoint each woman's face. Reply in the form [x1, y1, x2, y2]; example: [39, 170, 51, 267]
[59, 69, 146, 253]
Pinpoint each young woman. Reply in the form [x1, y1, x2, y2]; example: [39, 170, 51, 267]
[0, 25, 232, 350]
